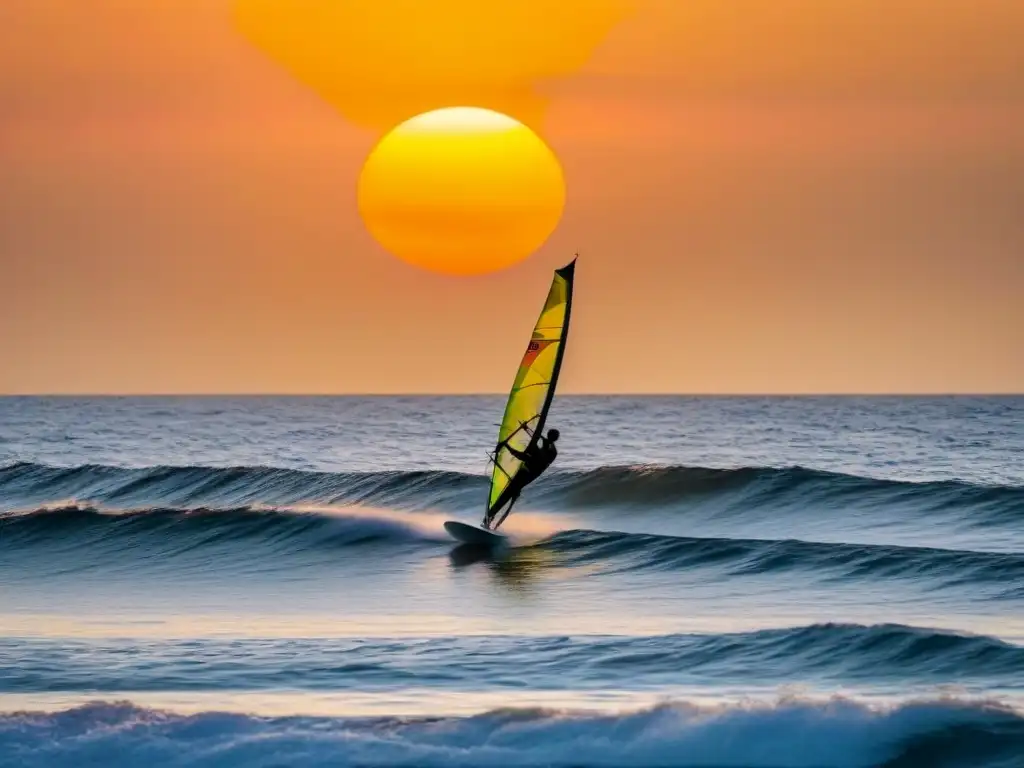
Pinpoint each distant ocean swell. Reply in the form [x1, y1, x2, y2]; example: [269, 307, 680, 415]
[2, 461, 1022, 524]
[3, 624, 1022, 693]
[1, 698, 1021, 768]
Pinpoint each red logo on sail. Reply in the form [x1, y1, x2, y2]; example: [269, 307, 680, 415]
[521, 339, 553, 367]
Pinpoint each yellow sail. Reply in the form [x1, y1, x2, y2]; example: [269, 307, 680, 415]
[485, 258, 576, 528]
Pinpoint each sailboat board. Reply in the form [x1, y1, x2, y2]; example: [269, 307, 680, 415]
[445, 257, 577, 544]
[443, 520, 506, 545]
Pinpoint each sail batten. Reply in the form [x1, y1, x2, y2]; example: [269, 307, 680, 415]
[483, 258, 576, 530]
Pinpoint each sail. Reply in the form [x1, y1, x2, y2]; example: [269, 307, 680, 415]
[484, 258, 576, 529]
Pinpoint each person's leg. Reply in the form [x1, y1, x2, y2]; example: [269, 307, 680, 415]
[504, 488, 521, 515]
[485, 481, 516, 528]
[486, 466, 540, 527]
[488, 478, 527, 529]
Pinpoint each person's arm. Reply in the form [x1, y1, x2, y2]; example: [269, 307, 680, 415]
[505, 444, 529, 461]
[498, 431, 547, 460]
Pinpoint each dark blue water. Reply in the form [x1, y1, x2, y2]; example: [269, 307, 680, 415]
[1, 396, 1022, 767]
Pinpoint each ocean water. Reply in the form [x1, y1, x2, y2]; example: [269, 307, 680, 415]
[1, 395, 1022, 768]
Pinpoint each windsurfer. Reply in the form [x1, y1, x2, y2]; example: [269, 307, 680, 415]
[485, 428, 560, 527]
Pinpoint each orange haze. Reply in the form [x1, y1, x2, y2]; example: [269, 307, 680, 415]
[1, 0, 1022, 394]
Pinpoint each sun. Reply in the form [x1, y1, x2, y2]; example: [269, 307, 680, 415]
[357, 107, 566, 275]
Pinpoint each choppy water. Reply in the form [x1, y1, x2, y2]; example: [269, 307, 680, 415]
[1, 396, 1022, 767]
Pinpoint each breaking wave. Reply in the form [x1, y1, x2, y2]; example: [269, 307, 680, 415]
[1, 697, 1021, 768]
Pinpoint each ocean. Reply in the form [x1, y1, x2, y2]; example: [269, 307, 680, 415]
[1, 395, 1022, 767]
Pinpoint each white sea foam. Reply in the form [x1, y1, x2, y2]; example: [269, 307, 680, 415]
[0, 696, 1019, 768]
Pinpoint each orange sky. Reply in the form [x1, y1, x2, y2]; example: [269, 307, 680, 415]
[2, 0, 1022, 394]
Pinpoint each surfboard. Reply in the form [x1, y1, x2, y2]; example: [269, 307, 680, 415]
[444, 520, 506, 546]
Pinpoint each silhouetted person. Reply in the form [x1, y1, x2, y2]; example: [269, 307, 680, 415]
[484, 428, 560, 529]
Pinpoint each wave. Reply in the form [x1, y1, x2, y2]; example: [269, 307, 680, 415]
[3, 461, 1021, 525]
[3, 624, 1021, 693]
[2, 504, 1020, 596]
[0, 505, 443, 579]
[1, 697, 1021, 768]
[544, 530, 1024, 595]
[0, 461, 481, 512]
[538, 465, 1024, 525]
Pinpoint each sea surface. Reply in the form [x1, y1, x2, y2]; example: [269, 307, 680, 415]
[1, 395, 1022, 767]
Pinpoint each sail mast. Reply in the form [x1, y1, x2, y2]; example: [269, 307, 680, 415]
[531, 257, 576, 443]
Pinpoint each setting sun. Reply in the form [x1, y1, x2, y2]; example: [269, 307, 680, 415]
[357, 107, 566, 275]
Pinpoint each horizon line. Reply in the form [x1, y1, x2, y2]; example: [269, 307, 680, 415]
[1, 392, 1022, 398]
